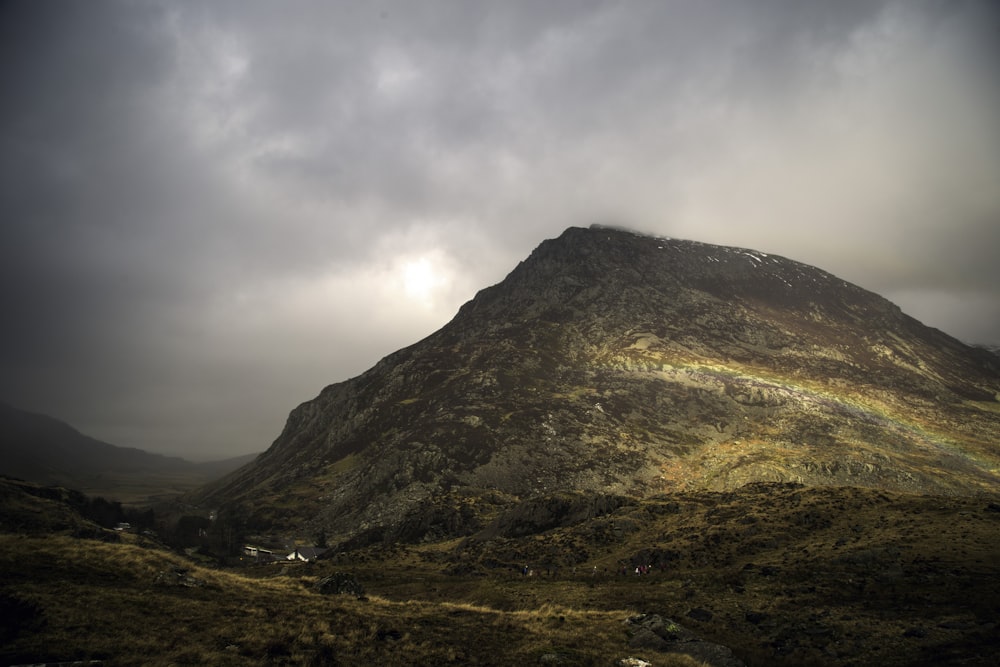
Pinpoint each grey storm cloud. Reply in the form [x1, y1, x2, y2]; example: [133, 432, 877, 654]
[1, 0, 998, 458]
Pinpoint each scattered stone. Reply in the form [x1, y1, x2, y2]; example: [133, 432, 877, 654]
[625, 614, 744, 667]
[154, 567, 205, 588]
[744, 611, 768, 625]
[615, 659, 652, 667]
[669, 640, 744, 667]
[314, 572, 366, 598]
[627, 627, 669, 651]
[626, 613, 697, 641]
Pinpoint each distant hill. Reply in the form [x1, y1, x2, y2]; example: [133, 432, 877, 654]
[0, 403, 257, 498]
[194, 226, 1000, 546]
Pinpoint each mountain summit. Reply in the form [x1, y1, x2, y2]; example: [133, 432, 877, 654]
[197, 226, 1000, 544]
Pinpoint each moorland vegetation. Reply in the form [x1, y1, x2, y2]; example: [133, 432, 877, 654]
[2, 476, 999, 666]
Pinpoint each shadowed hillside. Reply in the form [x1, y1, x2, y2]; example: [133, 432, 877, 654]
[0, 403, 258, 501]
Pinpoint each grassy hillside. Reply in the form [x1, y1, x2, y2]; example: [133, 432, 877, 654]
[0, 533, 687, 666]
[2, 480, 999, 666]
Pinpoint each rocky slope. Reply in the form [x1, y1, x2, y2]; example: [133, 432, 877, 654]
[195, 226, 1000, 544]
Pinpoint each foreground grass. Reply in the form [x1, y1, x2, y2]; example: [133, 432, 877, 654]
[336, 485, 1000, 666]
[0, 535, 687, 666]
[3, 484, 1000, 665]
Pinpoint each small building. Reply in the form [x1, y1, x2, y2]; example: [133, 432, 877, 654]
[243, 544, 276, 562]
[286, 546, 327, 562]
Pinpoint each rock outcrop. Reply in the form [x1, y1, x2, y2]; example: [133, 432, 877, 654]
[626, 613, 744, 666]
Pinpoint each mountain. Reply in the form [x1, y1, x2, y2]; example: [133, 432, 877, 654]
[976, 343, 1000, 357]
[195, 225, 1000, 545]
[0, 403, 256, 496]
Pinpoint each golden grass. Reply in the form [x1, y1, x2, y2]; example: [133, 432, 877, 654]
[0, 534, 647, 666]
[966, 398, 1000, 415]
[340, 485, 1000, 667]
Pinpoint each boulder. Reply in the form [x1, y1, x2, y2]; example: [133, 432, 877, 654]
[625, 614, 744, 667]
[314, 572, 365, 598]
[154, 567, 206, 588]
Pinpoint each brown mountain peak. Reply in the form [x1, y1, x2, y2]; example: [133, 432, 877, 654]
[194, 226, 1000, 547]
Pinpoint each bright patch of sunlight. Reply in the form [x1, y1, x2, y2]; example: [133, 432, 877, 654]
[401, 256, 447, 303]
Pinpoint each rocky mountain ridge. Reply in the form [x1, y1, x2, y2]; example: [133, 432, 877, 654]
[195, 226, 1000, 545]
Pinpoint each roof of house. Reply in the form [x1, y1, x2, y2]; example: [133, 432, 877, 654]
[287, 546, 326, 561]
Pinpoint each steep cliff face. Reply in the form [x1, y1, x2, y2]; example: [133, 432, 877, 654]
[195, 226, 1000, 544]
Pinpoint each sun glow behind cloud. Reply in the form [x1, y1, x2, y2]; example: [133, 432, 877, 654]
[400, 255, 449, 305]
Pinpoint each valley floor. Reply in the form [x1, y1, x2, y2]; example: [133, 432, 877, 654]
[2, 484, 999, 666]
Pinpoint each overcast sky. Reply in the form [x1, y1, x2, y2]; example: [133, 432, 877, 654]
[2, 1, 998, 460]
